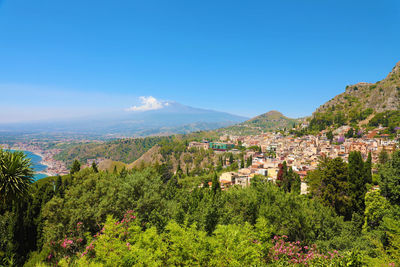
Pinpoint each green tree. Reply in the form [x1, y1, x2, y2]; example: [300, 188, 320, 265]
[229, 153, 234, 165]
[363, 189, 391, 232]
[327, 130, 334, 142]
[92, 161, 98, 173]
[55, 175, 63, 196]
[307, 157, 352, 219]
[0, 150, 34, 204]
[176, 163, 182, 177]
[210, 223, 263, 266]
[290, 170, 301, 195]
[120, 166, 128, 178]
[379, 148, 389, 165]
[348, 151, 367, 214]
[380, 151, 400, 205]
[157, 162, 173, 183]
[211, 172, 221, 195]
[70, 159, 81, 174]
[246, 155, 252, 167]
[345, 128, 354, 138]
[364, 152, 372, 185]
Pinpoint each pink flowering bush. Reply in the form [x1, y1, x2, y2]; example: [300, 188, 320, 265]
[45, 214, 365, 266]
[47, 221, 86, 265]
[269, 235, 341, 265]
[46, 210, 139, 265]
[76, 210, 151, 266]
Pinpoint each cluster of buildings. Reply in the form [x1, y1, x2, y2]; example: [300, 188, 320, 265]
[190, 125, 399, 193]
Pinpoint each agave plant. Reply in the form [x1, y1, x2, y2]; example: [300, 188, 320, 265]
[0, 149, 34, 204]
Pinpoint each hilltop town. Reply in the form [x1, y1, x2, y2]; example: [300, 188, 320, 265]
[189, 124, 399, 192]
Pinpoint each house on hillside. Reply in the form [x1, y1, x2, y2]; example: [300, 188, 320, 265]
[209, 142, 235, 151]
[188, 141, 209, 150]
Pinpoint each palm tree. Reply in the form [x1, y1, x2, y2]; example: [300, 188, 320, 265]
[0, 149, 34, 204]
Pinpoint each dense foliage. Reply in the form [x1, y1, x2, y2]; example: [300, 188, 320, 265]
[1, 149, 400, 266]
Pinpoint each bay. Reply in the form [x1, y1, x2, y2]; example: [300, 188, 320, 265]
[10, 150, 48, 181]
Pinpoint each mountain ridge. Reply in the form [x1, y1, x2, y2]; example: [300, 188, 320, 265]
[308, 61, 400, 131]
[314, 61, 399, 115]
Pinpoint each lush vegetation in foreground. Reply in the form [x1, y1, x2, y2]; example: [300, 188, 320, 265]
[1, 149, 400, 266]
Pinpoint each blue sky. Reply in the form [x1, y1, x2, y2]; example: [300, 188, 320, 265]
[0, 0, 399, 122]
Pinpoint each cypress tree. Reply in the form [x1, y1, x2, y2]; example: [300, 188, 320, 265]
[348, 151, 367, 213]
[291, 171, 301, 194]
[246, 155, 252, 167]
[364, 152, 372, 184]
[211, 172, 221, 194]
[286, 167, 295, 193]
[229, 153, 234, 164]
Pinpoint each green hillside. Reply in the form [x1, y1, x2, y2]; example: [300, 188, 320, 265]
[220, 110, 299, 135]
[308, 61, 400, 131]
[54, 136, 172, 166]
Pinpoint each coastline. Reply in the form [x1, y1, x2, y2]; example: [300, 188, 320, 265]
[32, 151, 58, 176]
[11, 148, 57, 177]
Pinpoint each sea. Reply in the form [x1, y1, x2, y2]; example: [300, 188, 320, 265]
[10, 150, 48, 181]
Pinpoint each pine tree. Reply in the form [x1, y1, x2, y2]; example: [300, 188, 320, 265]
[70, 160, 81, 174]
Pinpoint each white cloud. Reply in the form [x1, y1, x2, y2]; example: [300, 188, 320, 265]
[125, 96, 165, 112]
